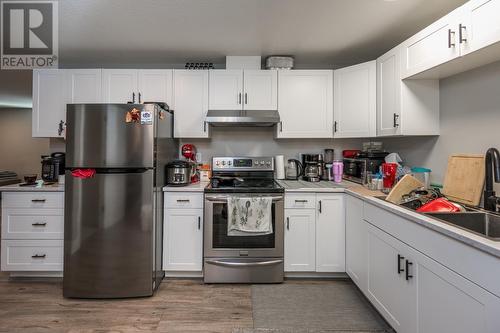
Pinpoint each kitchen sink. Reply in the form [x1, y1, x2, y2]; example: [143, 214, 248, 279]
[424, 212, 500, 242]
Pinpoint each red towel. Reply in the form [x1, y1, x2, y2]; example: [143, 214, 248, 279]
[71, 169, 96, 179]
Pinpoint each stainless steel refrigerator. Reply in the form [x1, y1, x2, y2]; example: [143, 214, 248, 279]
[63, 103, 178, 298]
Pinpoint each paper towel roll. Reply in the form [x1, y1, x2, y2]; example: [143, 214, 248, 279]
[275, 155, 285, 179]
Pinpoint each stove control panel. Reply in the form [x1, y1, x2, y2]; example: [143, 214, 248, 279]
[212, 157, 274, 171]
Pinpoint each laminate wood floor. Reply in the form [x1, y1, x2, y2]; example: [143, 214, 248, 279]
[0, 278, 388, 333]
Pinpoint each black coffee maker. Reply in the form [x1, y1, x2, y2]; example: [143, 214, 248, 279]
[41, 152, 65, 182]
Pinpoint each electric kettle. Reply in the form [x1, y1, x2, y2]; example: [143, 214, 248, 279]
[286, 159, 303, 180]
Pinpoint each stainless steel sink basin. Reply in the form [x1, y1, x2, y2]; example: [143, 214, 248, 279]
[424, 212, 500, 241]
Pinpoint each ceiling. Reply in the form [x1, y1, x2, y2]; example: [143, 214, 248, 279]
[0, 0, 468, 108]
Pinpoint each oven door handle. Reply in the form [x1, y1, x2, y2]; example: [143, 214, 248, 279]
[205, 196, 284, 202]
[205, 259, 284, 267]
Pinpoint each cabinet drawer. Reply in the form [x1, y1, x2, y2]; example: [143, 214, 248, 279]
[165, 192, 203, 209]
[1, 209, 64, 240]
[1, 192, 64, 209]
[1, 240, 63, 271]
[285, 193, 316, 209]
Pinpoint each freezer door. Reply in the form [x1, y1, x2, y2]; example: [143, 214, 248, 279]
[63, 170, 155, 298]
[66, 104, 155, 168]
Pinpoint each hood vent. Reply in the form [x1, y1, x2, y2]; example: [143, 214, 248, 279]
[205, 110, 280, 127]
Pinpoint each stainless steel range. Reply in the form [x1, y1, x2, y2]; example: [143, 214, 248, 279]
[203, 156, 284, 283]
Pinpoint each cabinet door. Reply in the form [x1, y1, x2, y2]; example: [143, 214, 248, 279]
[412, 246, 500, 333]
[345, 196, 368, 292]
[401, 9, 461, 79]
[333, 61, 376, 138]
[137, 69, 173, 104]
[277, 70, 334, 138]
[65, 69, 102, 103]
[102, 69, 138, 103]
[163, 208, 203, 271]
[316, 194, 345, 272]
[376, 48, 402, 136]
[461, 0, 500, 56]
[173, 70, 209, 138]
[208, 69, 243, 110]
[284, 209, 316, 272]
[32, 69, 65, 137]
[243, 70, 277, 110]
[366, 223, 416, 333]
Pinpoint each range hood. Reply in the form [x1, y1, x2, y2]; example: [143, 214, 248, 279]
[205, 110, 280, 127]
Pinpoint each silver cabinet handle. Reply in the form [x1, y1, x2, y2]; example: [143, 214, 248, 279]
[132, 92, 135, 103]
[238, 93, 242, 104]
[138, 92, 142, 104]
[244, 93, 248, 104]
[393, 113, 400, 128]
[204, 121, 207, 132]
[57, 120, 65, 136]
[319, 200, 322, 213]
[286, 217, 290, 230]
[459, 24, 467, 43]
[279, 121, 283, 132]
[295, 199, 308, 203]
[31, 199, 46, 203]
[176, 199, 190, 202]
[448, 29, 456, 48]
[334, 121, 338, 133]
[198, 216, 201, 230]
[206, 259, 283, 267]
[32, 222, 47, 227]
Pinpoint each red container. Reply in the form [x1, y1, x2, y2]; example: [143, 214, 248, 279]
[416, 198, 462, 213]
[382, 163, 398, 188]
[342, 150, 361, 158]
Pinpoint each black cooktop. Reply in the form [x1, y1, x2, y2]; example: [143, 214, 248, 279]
[204, 177, 284, 193]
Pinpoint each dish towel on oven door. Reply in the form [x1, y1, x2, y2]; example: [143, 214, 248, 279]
[227, 196, 273, 236]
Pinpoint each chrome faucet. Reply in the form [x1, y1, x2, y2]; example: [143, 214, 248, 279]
[484, 148, 500, 212]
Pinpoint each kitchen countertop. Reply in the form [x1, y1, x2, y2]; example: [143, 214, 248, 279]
[278, 179, 500, 258]
[0, 183, 65, 192]
[163, 182, 209, 192]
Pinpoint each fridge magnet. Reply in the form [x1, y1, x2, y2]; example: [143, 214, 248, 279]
[141, 110, 153, 125]
[125, 108, 141, 123]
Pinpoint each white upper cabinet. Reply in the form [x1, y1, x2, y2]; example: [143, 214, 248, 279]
[208, 69, 277, 110]
[137, 69, 173, 104]
[315, 194, 345, 272]
[173, 70, 209, 138]
[461, 0, 500, 55]
[65, 69, 102, 103]
[377, 46, 440, 137]
[209, 70, 243, 110]
[401, 7, 462, 79]
[102, 69, 138, 103]
[32, 69, 65, 138]
[243, 70, 278, 110]
[334, 61, 376, 138]
[277, 70, 334, 138]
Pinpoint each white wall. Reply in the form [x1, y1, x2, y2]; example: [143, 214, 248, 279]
[383, 60, 500, 191]
[180, 127, 364, 163]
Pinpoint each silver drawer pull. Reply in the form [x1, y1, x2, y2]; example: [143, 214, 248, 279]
[31, 254, 46, 259]
[32, 222, 47, 227]
[206, 259, 283, 267]
[176, 199, 190, 202]
[31, 199, 46, 203]
[295, 200, 308, 203]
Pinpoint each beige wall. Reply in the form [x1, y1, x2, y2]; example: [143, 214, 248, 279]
[0, 108, 49, 178]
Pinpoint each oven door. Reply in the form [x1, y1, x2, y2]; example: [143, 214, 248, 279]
[204, 194, 284, 258]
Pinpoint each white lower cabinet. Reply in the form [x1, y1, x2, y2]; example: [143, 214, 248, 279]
[1, 192, 64, 274]
[358, 202, 500, 333]
[284, 208, 316, 272]
[316, 194, 345, 272]
[345, 195, 368, 292]
[284, 192, 345, 273]
[163, 192, 204, 272]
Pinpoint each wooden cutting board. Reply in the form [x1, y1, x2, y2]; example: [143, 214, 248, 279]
[442, 154, 485, 207]
[386, 174, 424, 204]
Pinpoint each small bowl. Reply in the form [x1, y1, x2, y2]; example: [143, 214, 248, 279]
[24, 175, 37, 184]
